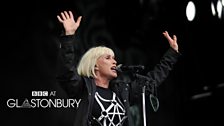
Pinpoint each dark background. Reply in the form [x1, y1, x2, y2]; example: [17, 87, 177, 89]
[3, 0, 224, 126]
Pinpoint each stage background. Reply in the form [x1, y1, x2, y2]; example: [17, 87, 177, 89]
[3, 0, 224, 126]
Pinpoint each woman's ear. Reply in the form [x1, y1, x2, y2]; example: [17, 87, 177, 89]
[95, 65, 99, 70]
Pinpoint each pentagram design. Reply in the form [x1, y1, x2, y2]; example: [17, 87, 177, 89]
[93, 92, 127, 126]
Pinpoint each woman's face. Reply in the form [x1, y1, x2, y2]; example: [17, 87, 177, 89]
[96, 53, 117, 79]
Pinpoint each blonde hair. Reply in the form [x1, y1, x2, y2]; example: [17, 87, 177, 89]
[77, 46, 114, 78]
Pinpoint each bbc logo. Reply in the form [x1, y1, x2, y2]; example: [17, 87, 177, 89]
[32, 91, 48, 96]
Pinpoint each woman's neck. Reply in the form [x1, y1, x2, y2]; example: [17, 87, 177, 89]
[94, 78, 109, 88]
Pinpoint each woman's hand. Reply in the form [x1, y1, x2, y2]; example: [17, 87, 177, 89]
[57, 11, 82, 35]
[163, 31, 179, 53]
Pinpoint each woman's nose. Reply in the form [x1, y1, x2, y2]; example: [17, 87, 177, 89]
[113, 59, 117, 64]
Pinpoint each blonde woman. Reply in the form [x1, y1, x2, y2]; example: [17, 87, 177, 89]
[56, 10, 180, 126]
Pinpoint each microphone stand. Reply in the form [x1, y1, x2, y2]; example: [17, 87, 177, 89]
[116, 65, 159, 126]
[135, 73, 150, 126]
[135, 73, 159, 126]
[142, 85, 147, 126]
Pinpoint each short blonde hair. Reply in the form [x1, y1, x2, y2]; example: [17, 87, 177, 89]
[77, 46, 114, 78]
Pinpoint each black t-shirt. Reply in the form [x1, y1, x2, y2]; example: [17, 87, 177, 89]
[91, 86, 127, 126]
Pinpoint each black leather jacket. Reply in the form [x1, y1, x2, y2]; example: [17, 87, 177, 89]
[56, 35, 181, 126]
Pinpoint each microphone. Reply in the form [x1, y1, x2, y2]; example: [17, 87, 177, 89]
[116, 64, 145, 73]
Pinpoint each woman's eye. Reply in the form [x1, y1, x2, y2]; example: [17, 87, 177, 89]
[106, 56, 110, 59]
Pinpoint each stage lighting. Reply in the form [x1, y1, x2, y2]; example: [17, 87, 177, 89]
[217, 0, 223, 19]
[211, 1, 216, 16]
[186, 1, 196, 21]
[211, 0, 223, 19]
